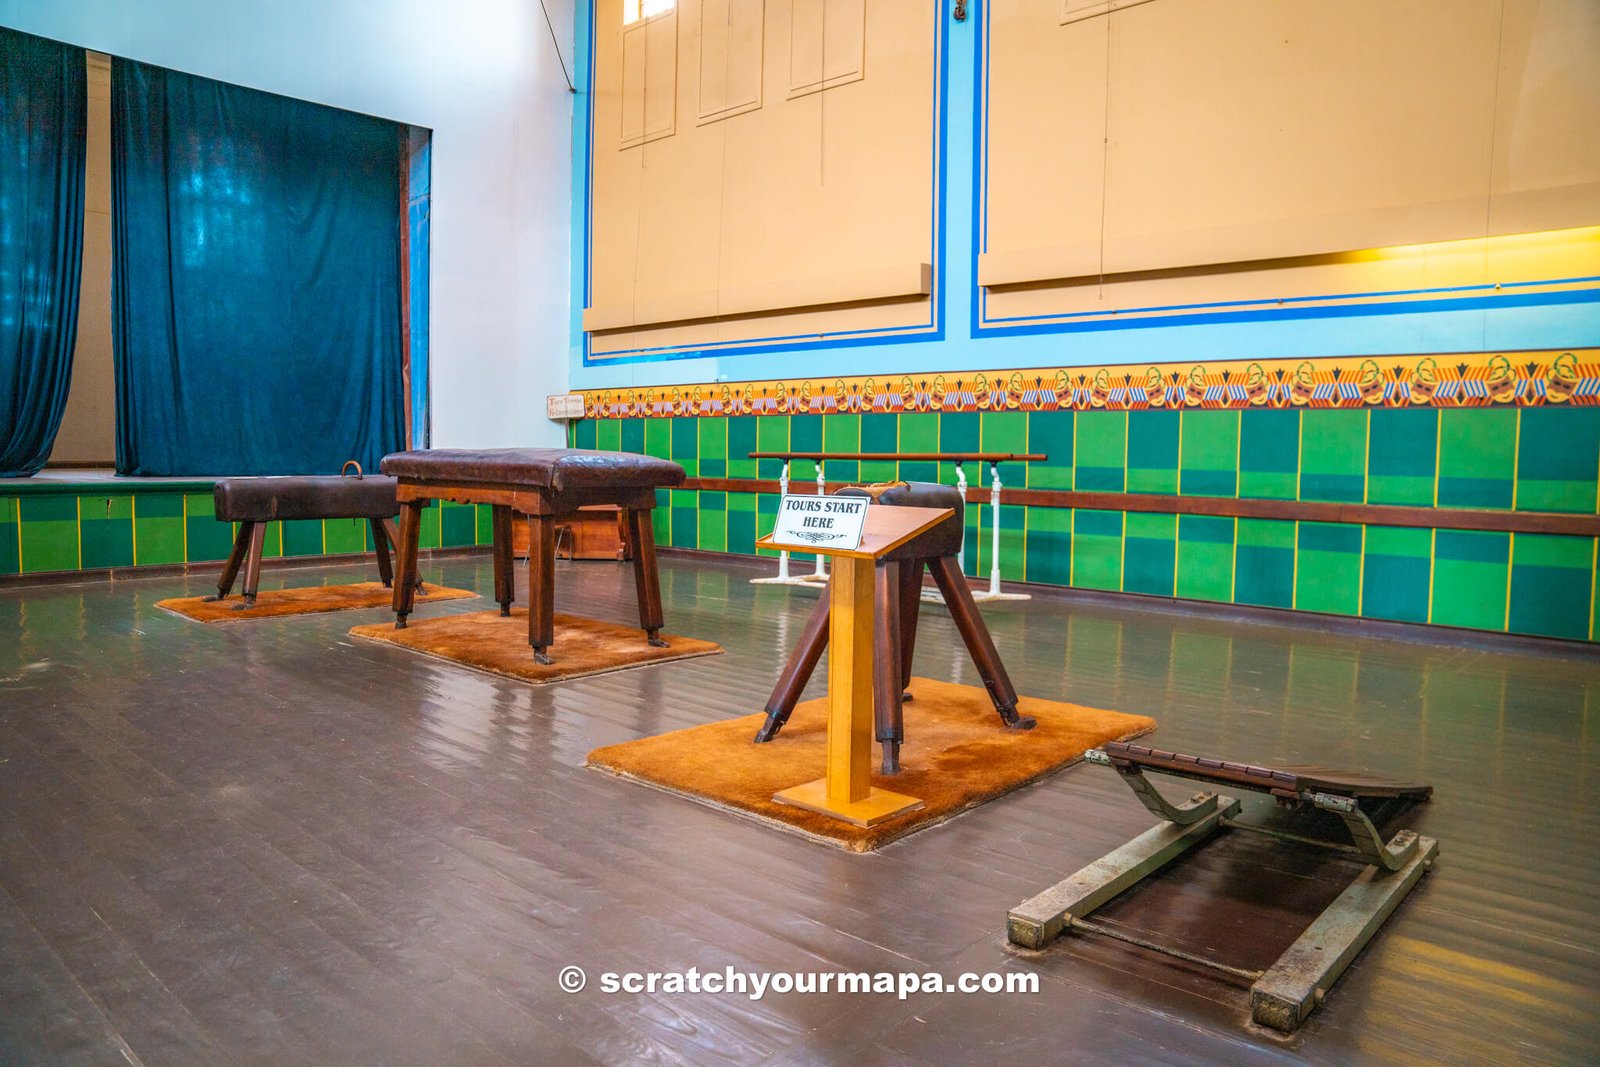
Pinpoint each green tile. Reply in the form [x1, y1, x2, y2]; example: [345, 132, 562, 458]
[1239, 410, 1300, 499]
[418, 504, 441, 550]
[727, 492, 757, 555]
[698, 417, 729, 481]
[938, 412, 980, 485]
[1126, 412, 1179, 495]
[1508, 534, 1594, 640]
[572, 418, 597, 449]
[1071, 509, 1123, 591]
[324, 517, 368, 555]
[670, 488, 698, 549]
[183, 492, 235, 562]
[790, 414, 822, 454]
[595, 418, 620, 453]
[1027, 410, 1074, 490]
[1025, 505, 1071, 586]
[1437, 409, 1516, 508]
[1516, 407, 1600, 513]
[644, 419, 672, 461]
[897, 412, 939, 483]
[1299, 410, 1368, 503]
[727, 416, 758, 479]
[1294, 522, 1362, 615]
[0, 497, 19, 574]
[1367, 409, 1438, 506]
[859, 413, 898, 482]
[80, 495, 135, 570]
[823, 414, 860, 483]
[440, 503, 476, 548]
[697, 492, 727, 552]
[670, 417, 698, 476]
[756, 416, 789, 479]
[1179, 411, 1239, 497]
[1123, 511, 1176, 596]
[1075, 412, 1127, 492]
[1432, 530, 1510, 631]
[133, 492, 185, 567]
[1234, 518, 1295, 608]
[281, 519, 324, 557]
[755, 492, 780, 557]
[652, 499, 670, 546]
[1360, 526, 1432, 623]
[976, 501, 1026, 583]
[476, 503, 493, 545]
[1175, 514, 1234, 603]
[980, 411, 1027, 455]
[621, 418, 646, 456]
[19, 494, 80, 573]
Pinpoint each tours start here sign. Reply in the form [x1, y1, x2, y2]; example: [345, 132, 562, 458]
[769, 494, 868, 553]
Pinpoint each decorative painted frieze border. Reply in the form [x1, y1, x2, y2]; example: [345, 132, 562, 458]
[579, 349, 1599, 418]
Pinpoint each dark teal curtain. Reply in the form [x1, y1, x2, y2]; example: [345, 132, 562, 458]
[111, 59, 403, 476]
[0, 29, 86, 477]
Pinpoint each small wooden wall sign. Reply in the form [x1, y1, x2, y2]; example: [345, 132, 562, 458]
[769, 494, 868, 552]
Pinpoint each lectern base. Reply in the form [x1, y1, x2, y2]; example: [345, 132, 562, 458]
[772, 778, 924, 828]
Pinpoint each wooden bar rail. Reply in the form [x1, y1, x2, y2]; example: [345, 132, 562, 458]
[748, 452, 1047, 462]
[683, 476, 1600, 539]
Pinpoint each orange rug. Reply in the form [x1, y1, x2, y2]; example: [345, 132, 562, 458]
[586, 676, 1156, 852]
[158, 582, 477, 623]
[349, 609, 723, 684]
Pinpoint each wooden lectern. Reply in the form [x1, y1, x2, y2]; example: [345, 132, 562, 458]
[755, 504, 952, 827]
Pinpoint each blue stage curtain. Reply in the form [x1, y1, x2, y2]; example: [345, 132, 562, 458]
[111, 59, 404, 476]
[0, 29, 86, 477]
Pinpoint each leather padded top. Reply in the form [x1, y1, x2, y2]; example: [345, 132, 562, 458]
[836, 481, 964, 560]
[213, 476, 400, 523]
[1102, 742, 1433, 802]
[380, 448, 685, 492]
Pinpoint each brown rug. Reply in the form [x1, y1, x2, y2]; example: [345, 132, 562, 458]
[159, 582, 477, 623]
[348, 609, 723, 684]
[586, 677, 1156, 852]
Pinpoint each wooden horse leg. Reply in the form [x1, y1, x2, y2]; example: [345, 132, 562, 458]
[929, 556, 1034, 730]
[874, 560, 905, 774]
[527, 514, 556, 664]
[206, 521, 253, 601]
[381, 518, 421, 592]
[235, 521, 268, 610]
[392, 500, 424, 627]
[897, 558, 924, 700]
[753, 587, 831, 743]
[370, 518, 394, 587]
[626, 508, 668, 647]
[492, 505, 514, 616]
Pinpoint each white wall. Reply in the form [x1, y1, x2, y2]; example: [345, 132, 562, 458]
[0, 0, 576, 449]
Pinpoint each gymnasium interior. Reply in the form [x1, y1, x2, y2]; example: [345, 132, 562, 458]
[1, 2, 1597, 1063]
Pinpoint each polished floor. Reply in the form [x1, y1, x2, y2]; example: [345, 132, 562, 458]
[1, 552, 1596, 1065]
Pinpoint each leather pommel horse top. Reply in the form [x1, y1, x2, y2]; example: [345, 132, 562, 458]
[380, 448, 685, 492]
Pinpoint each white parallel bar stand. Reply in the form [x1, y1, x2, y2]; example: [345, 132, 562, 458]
[923, 460, 1030, 605]
[974, 460, 1029, 603]
[805, 460, 828, 582]
[750, 458, 829, 588]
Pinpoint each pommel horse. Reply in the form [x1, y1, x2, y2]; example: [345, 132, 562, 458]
[753, 481, 1034, 773]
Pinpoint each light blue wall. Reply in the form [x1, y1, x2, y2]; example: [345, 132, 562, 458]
[567, 1, 1600, 392]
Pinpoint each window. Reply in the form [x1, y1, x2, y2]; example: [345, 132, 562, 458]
[623, 0, 675, 26]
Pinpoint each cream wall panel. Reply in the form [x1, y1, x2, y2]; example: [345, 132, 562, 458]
[788, 0, 865, 98]
[621, 11, 677, 148]
[698, 0, 764, 123]
[983, 0, 1600, 317]
[1487, 0, 1600, 234]
[588, 0, 935, 357]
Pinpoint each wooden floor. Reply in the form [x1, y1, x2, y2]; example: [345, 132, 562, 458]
[1, 552, 1597, 1065]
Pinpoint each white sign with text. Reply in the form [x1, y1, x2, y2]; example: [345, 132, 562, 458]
[769, 494, 868, 553]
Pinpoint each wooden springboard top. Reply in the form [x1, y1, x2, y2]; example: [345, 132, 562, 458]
[754, 505, 952, 561]
[1103, 742, 1432, 802]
